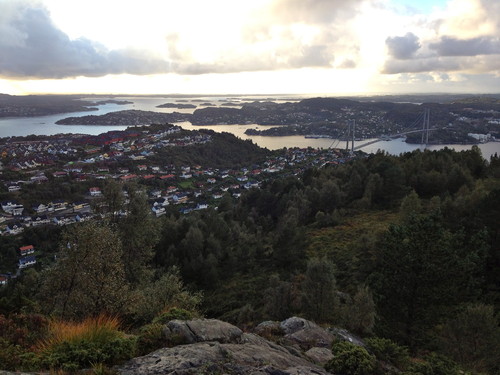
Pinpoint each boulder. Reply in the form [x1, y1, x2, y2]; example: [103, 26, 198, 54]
[328, 327, 366, 347]
[163, 318, 243, 345]
[254, 320, 283, 337]
[280, 317, 334, 350]
[118, 340, 330, 375]
[304, 347, 334, 365]
[280, 317, 317, 335]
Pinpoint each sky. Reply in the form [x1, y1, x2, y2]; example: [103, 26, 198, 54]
[0, 0, 499, 95]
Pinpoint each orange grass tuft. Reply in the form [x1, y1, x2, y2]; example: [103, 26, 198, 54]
[38, 314, 122, 352]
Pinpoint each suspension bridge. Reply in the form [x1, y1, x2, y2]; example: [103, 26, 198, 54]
[328, 108, 435, 151]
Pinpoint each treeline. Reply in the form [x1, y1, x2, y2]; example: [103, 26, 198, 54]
[1, 146, 499, 374]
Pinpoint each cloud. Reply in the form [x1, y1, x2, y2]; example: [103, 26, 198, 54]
[270, 0, 365, 24]
[382, 0, 500, 76]
[385, 32, 421, 59]
[0, 0, 166, 79]
[430, 36, 500, 56]
[383, 57, 461, 74]
[0, 0, 366, 79]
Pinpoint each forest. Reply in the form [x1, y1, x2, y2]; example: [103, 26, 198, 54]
[0, 145, 499, 374]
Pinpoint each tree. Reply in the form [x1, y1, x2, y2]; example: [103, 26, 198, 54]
[302, 257, 338, 323]
[102, 180, 125, 221]
[129, 267, 202, 324]
[369, 214, 486, 349]
[340, 285, 376, 335]
[119, 185, 160, 285]
[439, 304, 500, 374]
[399, 190, 422, 221]
[39, 221, 130, 319]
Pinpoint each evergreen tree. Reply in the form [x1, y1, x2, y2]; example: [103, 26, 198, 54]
[119, 185, 160, 285]
[369, 215, 486, 349]
[302, 257, 338, 323]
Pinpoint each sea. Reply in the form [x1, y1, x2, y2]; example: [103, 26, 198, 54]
[0, 95, 498, 160]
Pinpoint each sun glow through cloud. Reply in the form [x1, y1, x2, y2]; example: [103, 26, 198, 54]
[0, 0, 499, 95]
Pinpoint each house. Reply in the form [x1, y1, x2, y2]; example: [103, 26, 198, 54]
[31, 215, 51, 226]
[151, 206, 166, 217]
[150, 190, 162, 198]
[7, 185, 21, 192]
[120, 174, 137, 181]
[153, 197, 169, 207]
[50, 199, 68, 211]
[19, 245, 35, 256]
[207, 178, 216, 184]
[172, 193, 189, 204]
[52, 171, 68, 178]
[30, 174, 49, 183]
[32, 203, 48, 214]
[0, 275, 8, 286]
[1, 200, 24, 215]
[72, 201, 89, 211]
[53, 216, 75, 226]
[159, 174, 175, 180]
[89, 187, 102, 197]
[195, 203, 208, 210]
[18, 255, 36, 269]
[75, 213, 92, 222]
[5, 222, 23, 235]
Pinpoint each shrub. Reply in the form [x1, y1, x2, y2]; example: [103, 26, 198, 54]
[0, 314, 50, 371]
[152, 307, 195, 325]
[325, 341, 376, 375]
[365, 337, 410, 368]
[136, 323, 165, 355]
[37, 315, 136, 371]
[42, 337, 136, 371]
[404, 353, 460, 375]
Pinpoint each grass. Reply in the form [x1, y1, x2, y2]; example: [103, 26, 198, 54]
[38, 314, 123, 352]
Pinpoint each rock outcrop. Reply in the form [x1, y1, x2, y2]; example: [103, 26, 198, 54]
[118, 317, 337, 375]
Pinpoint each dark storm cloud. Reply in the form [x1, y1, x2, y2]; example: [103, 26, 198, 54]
[429, 36, 500, 56]
[385, 33, 421, 59]
[0, 1, 166, 79]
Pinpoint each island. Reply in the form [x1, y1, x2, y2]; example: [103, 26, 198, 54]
[93, 99, 133, 105]
[156, 103, 197, 109]
[53, 96, 500, 144]
[56, 109, 190, 125]
[0, 93, 99, 118]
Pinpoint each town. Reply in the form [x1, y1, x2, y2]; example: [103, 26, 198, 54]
[0, 123, 352, 279]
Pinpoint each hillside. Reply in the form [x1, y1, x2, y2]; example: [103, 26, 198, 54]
[0, 141, 499, 374]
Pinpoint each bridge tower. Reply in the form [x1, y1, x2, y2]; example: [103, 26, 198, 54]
[351, 120, 355, 152]
[421, 108, 430, 145]
[345, 120, 356, 152]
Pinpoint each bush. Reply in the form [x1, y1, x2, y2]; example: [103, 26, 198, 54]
[404, 353, 460, 375]
[0, 337, 24, 371]
[136, 323, 165, 355]
[325, 341, 376, 375]
[365, 337, 409, 368]
[0, 314, 50, 371]
[37, 315, 137, 371]
[152, 307, 195, 324]
[41, 337, 136, 371]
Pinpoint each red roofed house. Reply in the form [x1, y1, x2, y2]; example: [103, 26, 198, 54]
[19, 245, 35, 256]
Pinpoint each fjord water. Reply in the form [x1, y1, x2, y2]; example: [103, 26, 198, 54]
[0, 96, 498, 159]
